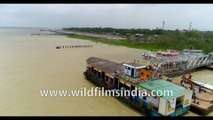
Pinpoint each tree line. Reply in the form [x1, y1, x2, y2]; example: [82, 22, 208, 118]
[155, 31, 213, 53]
[63, 27, 213, 53]
[63, 27, 164, 35]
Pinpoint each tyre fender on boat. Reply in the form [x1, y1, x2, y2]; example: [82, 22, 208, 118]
[83, 71, 88, 76]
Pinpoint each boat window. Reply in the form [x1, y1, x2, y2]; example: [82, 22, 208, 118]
[101, 72, 105, 80]
[105, 75, 109, 81]
[131, 85, 135, 91]
[119, 82, 124, 89]
[114, 78, 119, 89]
[98, 72, 101, 79]
[143, 96, 147, 101]
[136, 69, 139, 72]
[128, 67, 131, 70]
[91, 67, 94, 73]
[124, 84, 130, 97]
[105, 75, 109, 86]
[131, 68, 134, 77]
[110, 78, 114, 84]
[94, 70, 97, 75]
[124, 84, 130, 90]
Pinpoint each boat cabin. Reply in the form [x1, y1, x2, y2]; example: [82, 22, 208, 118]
[123, 62, 153, 81]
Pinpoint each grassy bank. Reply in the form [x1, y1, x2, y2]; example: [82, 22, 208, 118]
[68, 35, 165, 51]
[65, 27, 213, 53]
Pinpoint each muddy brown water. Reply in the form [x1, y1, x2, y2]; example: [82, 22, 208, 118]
[0, 28, 212, 116]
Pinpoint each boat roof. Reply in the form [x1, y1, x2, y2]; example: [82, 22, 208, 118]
[123, 62, 146, 69]
[87, 57, 189, 100]
[139, 79, 188, 100]
[183, 49, 203, 52]
[87, 57, 124, 75]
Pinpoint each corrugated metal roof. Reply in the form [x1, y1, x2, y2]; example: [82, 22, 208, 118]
[139, 79, 187, 100]
[87, 57, 123, 75]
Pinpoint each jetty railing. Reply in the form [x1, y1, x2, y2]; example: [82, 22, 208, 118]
[146, 53, 213, 76]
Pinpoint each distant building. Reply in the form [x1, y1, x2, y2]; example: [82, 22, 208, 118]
[126, 33, 156, 43]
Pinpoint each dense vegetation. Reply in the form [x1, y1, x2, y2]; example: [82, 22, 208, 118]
[156, 31, 213, 53]
[64, 27, 213, 53]
[63, 27, 164, 35]
[68, 35, 163, 51]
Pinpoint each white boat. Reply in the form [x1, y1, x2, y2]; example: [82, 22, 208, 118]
[191, 78, 213, 91]
[142, 51, 156, 59]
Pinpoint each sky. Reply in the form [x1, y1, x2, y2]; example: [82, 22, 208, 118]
[1, 4, 213, 30]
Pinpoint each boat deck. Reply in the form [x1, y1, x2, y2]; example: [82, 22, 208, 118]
[87, 57, 123, 75]
[87, 57, 144, 85]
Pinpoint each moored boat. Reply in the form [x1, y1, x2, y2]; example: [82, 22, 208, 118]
[83, 57, 193, 116]
[185, 77, 213, 91]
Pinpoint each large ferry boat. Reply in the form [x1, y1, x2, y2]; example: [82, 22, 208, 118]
[83, 57, 193, 116]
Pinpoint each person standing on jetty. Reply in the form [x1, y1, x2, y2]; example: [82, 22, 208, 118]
[167, 76, 172, 82]
[180, 74, 186, 86]
[199, 84, 203, 93]
[188, 73, 192, 79]
[193, 89, 197, 99]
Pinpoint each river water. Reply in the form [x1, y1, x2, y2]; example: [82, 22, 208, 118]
[0, 28, 212, 116]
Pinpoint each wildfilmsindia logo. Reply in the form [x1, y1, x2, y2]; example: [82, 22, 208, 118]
[40, 87, 173, 97]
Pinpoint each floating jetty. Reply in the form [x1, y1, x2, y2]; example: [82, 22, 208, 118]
[142, 49, 213, 115]
[167, 75, 213, 115]
[83, 57, 193, 116]
[143, 49, 213, 76]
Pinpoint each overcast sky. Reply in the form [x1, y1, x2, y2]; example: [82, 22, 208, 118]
[1, 4, 213, 30]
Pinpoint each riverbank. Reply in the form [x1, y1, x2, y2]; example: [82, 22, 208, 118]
[64, 27, 213, 54]
[68, 34, 165, 51]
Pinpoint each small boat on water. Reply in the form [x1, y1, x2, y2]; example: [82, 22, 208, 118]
[181, 75, 213, 115]
[142, 49, 180, 59]
[156, 49, 180, 57]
